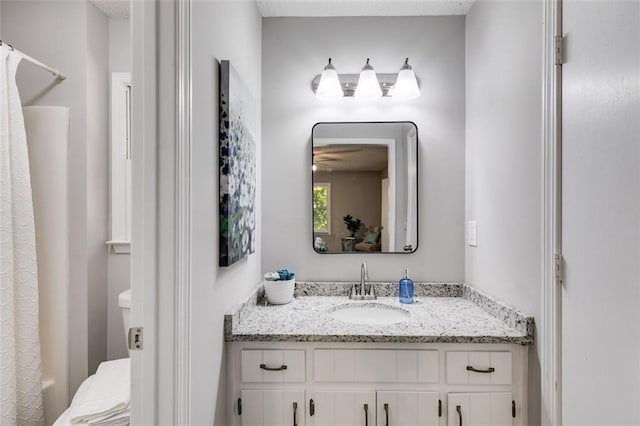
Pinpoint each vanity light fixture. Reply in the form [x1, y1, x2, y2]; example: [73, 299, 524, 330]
[315, 58, 344, 101]
[311, 58, 420, 100]
[354, 58, 383, 100]
[391, 58, 421, 100]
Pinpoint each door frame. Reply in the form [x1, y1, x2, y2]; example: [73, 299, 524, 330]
[541, 0, 562, 424]
[175, 0, 193, 423]
[130, 0, 159, 423]
[133, 0, 564, 423]
[130, 0, 182, 424]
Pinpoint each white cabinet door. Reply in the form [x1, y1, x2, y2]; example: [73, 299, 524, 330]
[312, 391, 375, 426]
[376, 391, 440, 426]
[241, 389, 305, 426]
[447, 393, 512, 426]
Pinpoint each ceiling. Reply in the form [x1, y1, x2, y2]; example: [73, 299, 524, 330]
[314, 145, 388, 172]
[256, 0, 475, 17]
[90, 0, 130, 19]
[88, 0, 474, 20]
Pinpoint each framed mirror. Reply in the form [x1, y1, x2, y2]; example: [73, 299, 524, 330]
[312, 122, 418, 254]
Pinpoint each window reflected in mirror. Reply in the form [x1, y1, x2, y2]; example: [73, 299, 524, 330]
[312, 122, 418, 254]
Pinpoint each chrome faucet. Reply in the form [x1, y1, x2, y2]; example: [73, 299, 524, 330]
[360, 261, 368, 296]
[350, 261, 376, 300]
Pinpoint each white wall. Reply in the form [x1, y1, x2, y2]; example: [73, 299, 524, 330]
[107, 18, 131, 361]
[562, 1, 640, 424]
[262, 16, 466, 282]
[191, 1, 262, 424]
[2, 0, 113, 394]
[109, 18, 130, 73]
[464, 1, 542, 424]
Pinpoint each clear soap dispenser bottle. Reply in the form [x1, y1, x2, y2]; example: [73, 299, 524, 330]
[399, 267, 414, 304]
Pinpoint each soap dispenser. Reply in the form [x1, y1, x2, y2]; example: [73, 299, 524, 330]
[399, 267, 414, 304]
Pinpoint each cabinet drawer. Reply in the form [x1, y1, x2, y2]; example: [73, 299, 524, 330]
[314, 349, 438, 383]
[241, 350, 306, 383]
[446, 351, 512, 385]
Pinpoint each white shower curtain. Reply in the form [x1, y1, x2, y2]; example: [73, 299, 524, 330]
[0, 46, 45, 425]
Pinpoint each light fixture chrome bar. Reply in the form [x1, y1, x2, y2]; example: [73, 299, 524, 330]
[312, 73, 415, 97]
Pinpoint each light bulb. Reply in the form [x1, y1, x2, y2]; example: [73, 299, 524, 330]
[354, 58, 382, 100]
[392, 58, 420, 100]
[315, 58, 343, 101]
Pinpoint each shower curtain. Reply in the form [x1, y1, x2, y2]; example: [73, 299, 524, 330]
[0, 46, 45, 425]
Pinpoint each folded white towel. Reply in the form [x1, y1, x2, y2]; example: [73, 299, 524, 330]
[87, 409, 130, 426]
[69, 358, 130, 425]
[53, 376, 96, 426]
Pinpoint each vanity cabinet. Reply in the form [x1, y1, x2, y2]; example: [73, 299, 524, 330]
[447, 393, 513, 426]
[309, 391, 439, 426]
[240, 389, 305, 426]
[228, 342, 528, 426]
[313, 349, 438, 383]
[311, 391, 375, 425]
[241, 349, 306, 383]
[376, 391, 440, 425]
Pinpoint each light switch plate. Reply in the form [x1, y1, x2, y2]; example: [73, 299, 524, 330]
[468, 221, 478, 247]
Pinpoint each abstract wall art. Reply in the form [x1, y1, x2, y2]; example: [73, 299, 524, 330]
[219, 60, 256, 267]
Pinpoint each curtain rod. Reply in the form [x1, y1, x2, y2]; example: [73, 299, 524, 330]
[0, 40, 67, 81]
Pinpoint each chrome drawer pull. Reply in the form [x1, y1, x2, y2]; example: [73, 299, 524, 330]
[260, 363, 288, 371]
[466, 365, 495, 373]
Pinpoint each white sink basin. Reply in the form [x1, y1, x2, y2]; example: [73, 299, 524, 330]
[329, 303, 410, 325]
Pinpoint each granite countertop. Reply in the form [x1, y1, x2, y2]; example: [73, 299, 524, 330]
[225, 282, 534, 345]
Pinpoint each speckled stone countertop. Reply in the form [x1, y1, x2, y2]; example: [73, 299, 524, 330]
[225, 282, 534, 345]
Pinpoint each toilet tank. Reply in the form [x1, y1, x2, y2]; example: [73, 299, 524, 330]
[118, 289, 132, 350]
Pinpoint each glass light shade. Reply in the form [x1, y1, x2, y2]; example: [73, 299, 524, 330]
[316, 68, 343, 101]
[393, 68, 421, 99]
[355, 69, 382, 99]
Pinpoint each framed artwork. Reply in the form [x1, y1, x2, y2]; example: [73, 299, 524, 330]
[219, 60, 256, 267]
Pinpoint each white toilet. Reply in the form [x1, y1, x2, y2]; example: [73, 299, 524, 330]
[118, 289, 131, 352]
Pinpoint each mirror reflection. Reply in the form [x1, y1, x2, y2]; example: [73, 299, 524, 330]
[312, 122, 418, 254]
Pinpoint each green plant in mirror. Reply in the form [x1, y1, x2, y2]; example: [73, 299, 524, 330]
[313, 186, 329, 232]
[343, 214, 363, 237]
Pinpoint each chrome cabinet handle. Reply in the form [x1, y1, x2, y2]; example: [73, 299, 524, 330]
[456, 405, 462, 426]
[466, 365, 495, 373]
[293, 402, 298, 426]
[260, 363, 287, 371]
[364, 403, 368, 426]
[384, 403, 389, 426]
